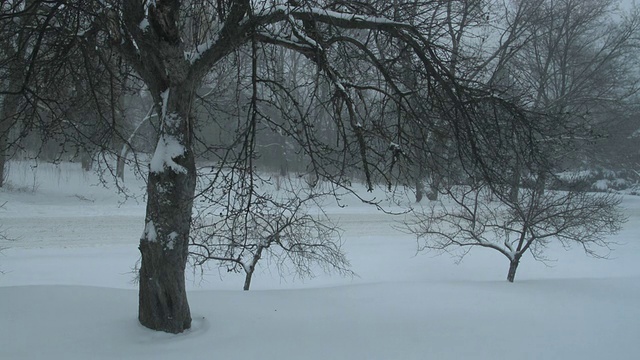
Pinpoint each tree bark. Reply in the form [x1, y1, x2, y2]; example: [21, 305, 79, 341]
[138, 86, 196, 333]
[415, 180, 424, 203]
[109, 0, 208, 333]
[426, 173, 440, 201]
[509, 165, 520, 203]
[507, 257, 520, 283]
[243, 246, 265, 291]
[116, 153, 126, 180]
[81, 151, 93, 171]
[243, 268, 254, 291]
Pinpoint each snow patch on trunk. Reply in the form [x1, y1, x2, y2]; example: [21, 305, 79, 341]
[143, 220, 157, 242]
[167, 231, 178, 250]
[184, 37, 219, 64]
[139, 18, 149, 31]
[150, 134, 187, 174]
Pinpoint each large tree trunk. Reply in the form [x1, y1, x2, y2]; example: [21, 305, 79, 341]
[138, 86, 196, 333]
[507, 257, 520, 283]
[111, 0, 203, 333]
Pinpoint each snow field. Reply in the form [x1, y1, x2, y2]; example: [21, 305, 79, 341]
[1, 160, 639, 359]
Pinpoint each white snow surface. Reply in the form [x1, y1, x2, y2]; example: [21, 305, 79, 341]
[1, 160, 640, 359]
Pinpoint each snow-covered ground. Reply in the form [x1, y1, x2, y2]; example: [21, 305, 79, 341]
[1, 160, 639, 359]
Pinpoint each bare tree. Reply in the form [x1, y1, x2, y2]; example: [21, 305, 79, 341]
[0, 0, 132, 184]
[97, 0, 419, 333]
[107, 0, 558, 332]
[408, 180, 625, 282]
[0, 0, 41, 186]
[405, 24, 630, 281]
[191, 177, 349, 291]
[2, 0, 551, 333]
[505, 0, 640, 192]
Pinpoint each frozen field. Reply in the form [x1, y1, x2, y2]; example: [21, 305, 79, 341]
[1, 161, 639, 359]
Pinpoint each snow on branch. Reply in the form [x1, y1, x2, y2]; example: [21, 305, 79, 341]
[190, 2, 413, 83]
[256, 5, 411, 29]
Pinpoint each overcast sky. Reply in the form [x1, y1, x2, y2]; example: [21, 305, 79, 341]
[619, 0, 636, 10]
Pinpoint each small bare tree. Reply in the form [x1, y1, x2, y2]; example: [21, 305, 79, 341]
[191, 175, 350, 290]
[408, 181, 625, 282]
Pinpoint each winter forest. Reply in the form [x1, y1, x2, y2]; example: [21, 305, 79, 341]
[1, 0, 640, 359]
